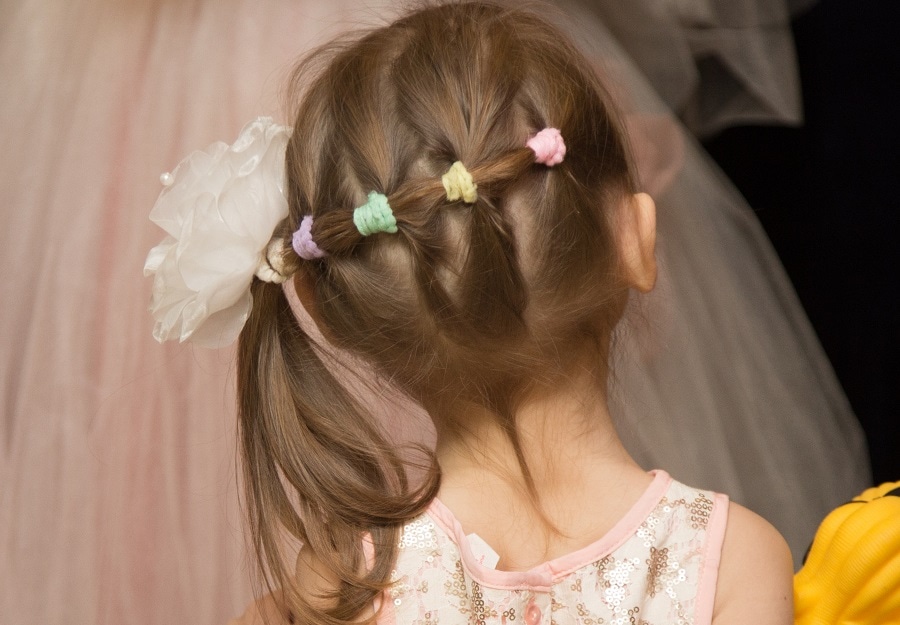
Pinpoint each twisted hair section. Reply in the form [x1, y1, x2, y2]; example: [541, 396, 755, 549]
[239, 3, 637, 623]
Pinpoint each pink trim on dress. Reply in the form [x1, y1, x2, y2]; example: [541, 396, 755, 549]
[694, 492, 730, 625]
[425, 470, 673, 591]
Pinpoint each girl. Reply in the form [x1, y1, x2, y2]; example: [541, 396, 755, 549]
[146, 3, 792, 623]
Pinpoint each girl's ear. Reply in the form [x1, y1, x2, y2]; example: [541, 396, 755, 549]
[617, 192, 657, 293]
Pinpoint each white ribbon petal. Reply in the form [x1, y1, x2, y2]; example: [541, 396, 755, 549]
[144, 117, 292, 348]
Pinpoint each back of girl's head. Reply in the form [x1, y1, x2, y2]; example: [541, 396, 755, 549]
[284, 1, 635, 407]
[238, 3, 636, 622]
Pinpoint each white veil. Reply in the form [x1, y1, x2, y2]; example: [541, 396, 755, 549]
[0, 1, 869, 623]
[581, 0, 816, 136]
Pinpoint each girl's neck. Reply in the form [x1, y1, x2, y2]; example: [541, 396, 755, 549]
[432, 357, 650, 570]
[434, 356, 638, 487]
[428, 356, 652, 570]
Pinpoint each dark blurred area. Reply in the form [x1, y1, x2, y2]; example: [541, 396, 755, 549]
[704, 0, 900, 484]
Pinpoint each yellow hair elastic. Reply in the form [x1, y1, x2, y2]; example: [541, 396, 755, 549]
[442, 161, 477, 204]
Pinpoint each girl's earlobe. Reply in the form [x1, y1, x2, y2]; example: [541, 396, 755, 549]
[619, 192, 657, 293]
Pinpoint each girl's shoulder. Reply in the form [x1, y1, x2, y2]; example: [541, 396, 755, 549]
[712, 501, 794, 625]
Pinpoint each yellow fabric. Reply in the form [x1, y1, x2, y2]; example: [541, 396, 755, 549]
[794, 482, 900, 624]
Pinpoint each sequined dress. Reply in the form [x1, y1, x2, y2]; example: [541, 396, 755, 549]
[378, 471, 727, 625]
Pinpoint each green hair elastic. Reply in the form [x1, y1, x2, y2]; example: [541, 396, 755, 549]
[353, 191, 398, 236]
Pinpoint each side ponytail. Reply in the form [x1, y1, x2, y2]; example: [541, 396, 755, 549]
[237, 279, 440, 624]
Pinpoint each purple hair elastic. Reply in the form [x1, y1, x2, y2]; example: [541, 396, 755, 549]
[292, 215, 326, 260]
[526, 128, 566, 166]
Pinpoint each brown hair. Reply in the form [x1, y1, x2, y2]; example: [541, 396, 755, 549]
[238, 2, 636, 623]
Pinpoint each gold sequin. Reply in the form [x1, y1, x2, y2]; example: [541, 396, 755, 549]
[443, 559, 468, 600]
[575, 602, 605, 624]
[389, 571, 412, 607]
[601, 556, 640, 616]
[689, 493, 713, 530]
[550, 593, 565, 613]
[646, 547, 669, 597]
[399, 518, 438, 550]
[636, 512, 660, 548]
[469, 581, 498, 624]
[414, 611, 439, 625]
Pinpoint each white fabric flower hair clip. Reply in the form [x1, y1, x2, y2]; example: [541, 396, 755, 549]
[143, 117, 292, 348]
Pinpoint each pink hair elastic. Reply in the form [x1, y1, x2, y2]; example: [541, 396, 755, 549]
[527, 128, 566, 167]
[292, 215, 326, 260]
